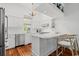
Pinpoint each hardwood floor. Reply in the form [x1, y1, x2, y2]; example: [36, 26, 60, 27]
[6, 43, 32, 56]
[6, 44, 79, 56]
[49, 47, 79, 56]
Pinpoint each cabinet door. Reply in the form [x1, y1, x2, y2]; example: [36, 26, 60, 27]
[40, 39, 48, 56]
[47, 38, 57, 55]
[5, 39, 9, 49]
[32, 36, 40, 55]
[25, 34, 32, 45]
[19, 34, 25, 45]
[6, 34, 15, 49]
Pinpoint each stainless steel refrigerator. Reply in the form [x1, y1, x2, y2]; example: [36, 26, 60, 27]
[0, 7, 5, 56]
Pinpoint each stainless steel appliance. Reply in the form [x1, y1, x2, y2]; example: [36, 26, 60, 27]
[0, 7, 5, 56]
[0, 7, 8, 56]
[5, 15, 8, 50]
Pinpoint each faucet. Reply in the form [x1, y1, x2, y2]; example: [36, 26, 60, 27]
[36, 28, 41, 33]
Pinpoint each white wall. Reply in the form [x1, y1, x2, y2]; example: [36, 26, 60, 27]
[64, 3, 79, 34]
[0, 3, 32, 34]
[55, 3, 79, 46]
[65, 3, 79, 46]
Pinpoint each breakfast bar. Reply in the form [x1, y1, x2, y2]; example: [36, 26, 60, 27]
[31, 32, 64, 56]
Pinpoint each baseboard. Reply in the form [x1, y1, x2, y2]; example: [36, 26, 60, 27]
[32, 50, 39, 56]
[47, 48, 58, 56]
[15, 44, 25, 48]
[24, 43, 32, 45]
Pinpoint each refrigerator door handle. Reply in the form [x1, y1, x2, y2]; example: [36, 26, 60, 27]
[5, 16, 8, 39]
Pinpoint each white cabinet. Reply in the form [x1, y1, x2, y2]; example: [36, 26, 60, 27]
[5, 33, 32, 49]
[25, 33, 32, 45]
[32, 36, 40, 56]
[5, 34, 15, 49]
[5, 40, 9, 49]
[19, 34, 25, 45]
[47, 38, 57, 54]
[32, 36, 57, 56]
[40, 38, 48, 56]
[32, 36, 48, 56]
[15, 34, 25, 46]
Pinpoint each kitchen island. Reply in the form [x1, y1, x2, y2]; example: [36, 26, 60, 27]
[31, 32, 63, 56]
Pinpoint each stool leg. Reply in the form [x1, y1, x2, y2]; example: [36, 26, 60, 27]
[56, 43, 58, 56]
[56, 38, 58, 56]
[75, 38, 78, 55]
[74, 41, 76, 55]
[63, 47, 65, 52]
[73, 41, 76, 56]
[70, 39, 74, 56]
[62, 46, 64, 55]
[70, 48, 74, 56]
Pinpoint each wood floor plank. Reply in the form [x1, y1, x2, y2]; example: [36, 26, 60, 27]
[49, 47, 79, 56]
[6, 44, 32, 56]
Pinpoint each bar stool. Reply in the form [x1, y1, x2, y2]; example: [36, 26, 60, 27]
[56, 34, 78, 56]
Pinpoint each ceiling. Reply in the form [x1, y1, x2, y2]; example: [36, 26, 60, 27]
[0, 3, 32, 18]
[0, 3, 64, 19]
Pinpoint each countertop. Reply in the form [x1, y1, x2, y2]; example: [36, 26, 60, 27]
[31, 32, 64, 39]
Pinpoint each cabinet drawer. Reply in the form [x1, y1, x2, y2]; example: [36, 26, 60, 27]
[5, 34, 15, 49]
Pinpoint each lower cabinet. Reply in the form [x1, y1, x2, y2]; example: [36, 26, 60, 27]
[5, 33, 32, 49]
[5, 34, 15, 49]
[40, 39, 48, 56]
[15, 34, 25, 46]
[25, 33, 32, 45]
[47, 38, 57, 55]
[32, 36, 40, 55]
[32, 36, 57, 56]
